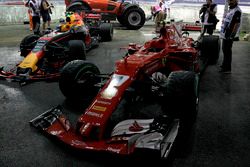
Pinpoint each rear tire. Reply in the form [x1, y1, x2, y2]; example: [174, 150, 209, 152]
[20, 34, 40, 57]
[200, 35, 220, 65]
[99, 23, 113, 41]
[122, 7, 145, 30]
[59, 60, 100, 100]
[68, 40, 86, 60]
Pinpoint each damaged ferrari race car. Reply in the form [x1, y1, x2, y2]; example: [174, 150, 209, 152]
[0, 11, 113, 84]
[65, 0, 146, 30]
[30, 22, 220, 160]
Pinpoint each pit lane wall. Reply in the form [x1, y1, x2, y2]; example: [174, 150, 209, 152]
[0, 0, 249, 32]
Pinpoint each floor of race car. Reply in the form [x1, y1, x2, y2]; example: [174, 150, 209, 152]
[0, 22, 250, 167]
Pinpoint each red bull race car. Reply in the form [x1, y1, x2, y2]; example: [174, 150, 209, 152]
[30, 22, 220, 161]
[0, 12, 113, 84]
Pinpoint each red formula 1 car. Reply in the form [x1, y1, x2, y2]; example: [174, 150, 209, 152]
[30, 23, 220, 160]
[65, 0, 146, 30]
[0, 12, 113, 84]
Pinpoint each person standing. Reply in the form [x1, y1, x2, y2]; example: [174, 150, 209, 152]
[27, 8, 33, 31]
[40, 0, 53, 30]
[150, 3, 165, 33]
[199, 0, 218, 35]
[25, 0, 41, 35]
[220, 0, 242, 73]
[159, 0, 167, 19]
[24, 0, 33, 31]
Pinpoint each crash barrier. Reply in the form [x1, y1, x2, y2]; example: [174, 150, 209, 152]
[0, 4, 249, 33]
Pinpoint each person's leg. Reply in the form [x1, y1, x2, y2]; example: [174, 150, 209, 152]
[207, 25, 213, 35]
[47, 14, 51, 29]
[32, 17, 36, 31]
[222, 39, 233, 71]
[201, 25, 207, 36]
[28, 9, 33, 31]
[42, 22, 46, 30]
[155, 12, 162, 33]
[42, 14, 47, 30]
[32, 16, 40, 35]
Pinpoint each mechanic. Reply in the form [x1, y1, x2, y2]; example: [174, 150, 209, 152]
[24, 0, 33, 31]
[25, 0, 41, 35]
[58, 12, 85, 32]
[150, 0, 166, 32]
[199, 0, 219, 35]
[220, 0, 242, 73]
[159, 0, 169, 19]
[40, 0, 54, 30]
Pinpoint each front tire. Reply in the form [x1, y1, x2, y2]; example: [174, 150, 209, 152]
[162, 71, 199, 126]
[161, 71, 199, 157]
[59, 60, 100, 100]
[20, 34, 40, 57]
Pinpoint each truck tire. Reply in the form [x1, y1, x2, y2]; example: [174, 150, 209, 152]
[68, 40, 86, 60]
[99, 23, 113, 41]
[66, 2, 91, 14]
[117, 15, 125, 25]
[122, 7, 145, 30]
[59, 60, 100, 100]
[20, 34, 40, 57]
[200, 35, 220, 65]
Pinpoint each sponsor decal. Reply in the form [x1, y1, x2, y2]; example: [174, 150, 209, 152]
[129, 121, 144, 132]
[92, 105, 107, 112]
[86, 111, 103, 118]
[107, 147, 121, 154]
[96, 100, 112, 105]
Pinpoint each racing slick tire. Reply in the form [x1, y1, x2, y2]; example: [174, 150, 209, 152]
[59, 60, 100, 100]
[99, 23, 113, 42]
[68, 40, 86, 60]
[162, 71, 199, 157]
[20, 34, 40, 57]
[162, 71, 199, 126]
[200, 35, 220, 65]
[122, 7, 145, 30]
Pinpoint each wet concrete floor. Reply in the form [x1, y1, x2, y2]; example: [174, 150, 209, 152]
[0, 23, 250, 167]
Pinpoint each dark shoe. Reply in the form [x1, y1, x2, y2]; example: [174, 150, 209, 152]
[233, 37, 239, 41]
[219, 68, 231, 74]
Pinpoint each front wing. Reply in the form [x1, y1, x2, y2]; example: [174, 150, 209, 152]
[30, 106, 179, 159]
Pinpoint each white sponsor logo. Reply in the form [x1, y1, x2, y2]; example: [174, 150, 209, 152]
[107, 147, 121, 153]
[86, 111, 103, 118]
